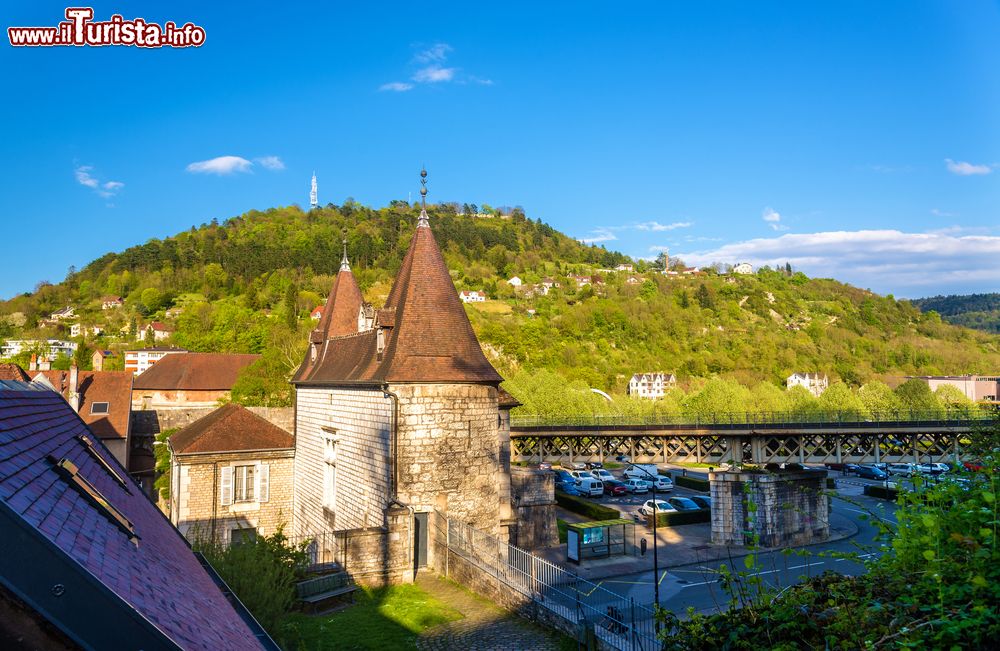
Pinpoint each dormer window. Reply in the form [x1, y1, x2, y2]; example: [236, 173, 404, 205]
[377, 328, 385, 357]
[90, 402, 110, 415]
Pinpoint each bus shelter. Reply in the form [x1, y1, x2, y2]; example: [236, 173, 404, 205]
[566, 519, 636, 564]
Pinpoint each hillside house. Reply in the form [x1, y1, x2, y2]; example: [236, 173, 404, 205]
[143, 321, 173, 341]
[787, 372, 829, 397]
[460, 290, 487, 303]
[132, 352, 260, 408]
[615, 264, 634, 272]
[101, 295, 124, 309]
[507, 275, 523, 287]
[168, 404, 294, 544]
[540, 277, 559, 290]
[1, 338, 77, 359]
[906, 375, 999, 402]
[92, 349, 115, 371]
[310, 305, 324, 319]
[733, 262, 753, 275]
[628, 372, 677, 399]
[49, 306, 76, 320]
[626, 275, 642, 285]
[571, 274, 592, 286]
[70, 323, 104, 338]
[0, 383, 276, 650]
[123, 346, 187, 375]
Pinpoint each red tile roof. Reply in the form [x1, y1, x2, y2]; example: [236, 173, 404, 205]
[170, 403, 293, 454]
[31, 370, 133, 440]
[133, 353, 260, 391]
[0, 363, 30, 382]
[295, 218, 502, 385]
[0, 383, 271, 650]
[312, 267, 363, 342]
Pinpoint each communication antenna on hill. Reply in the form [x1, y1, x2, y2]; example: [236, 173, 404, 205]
[310, 172, 318, 209]
[417, 167, 429, 228]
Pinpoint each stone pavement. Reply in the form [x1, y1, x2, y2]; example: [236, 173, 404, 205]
[414, 573, 566, 651]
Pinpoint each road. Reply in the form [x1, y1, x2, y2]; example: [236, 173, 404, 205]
[591, 469, 900, 618]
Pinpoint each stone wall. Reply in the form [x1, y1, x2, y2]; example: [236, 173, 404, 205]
[294, 387, 391, 535]
[391, 383, 505, 536]
[171, 449, 294, 544]
[710, 469, 829, 547]
[131, 389, 233, 410]
[332, 506, 414, 586]
[132, 406, 294, 436]
[511, 467, 558, 549]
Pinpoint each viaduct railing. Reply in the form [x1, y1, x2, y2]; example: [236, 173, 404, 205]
[510, 410, 995, 466]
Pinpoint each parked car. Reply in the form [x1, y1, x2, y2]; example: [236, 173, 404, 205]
[553, 469, 575, 483]
[555, 480, 581, 495]
[602, 479, 629, 496]
[568, 461, 588, 471]
[638, 499, 675, 517]
[646, 476, 674, 492]
[586, 461, 604, 470]
[615, 455, 631, 463]
[591, 469, 615, 482]
[855, 465, 888, 480]
[538, 461, 552, 470]
[916, 463, 948, 476]
[886, 463, 915, 477]
[569, 470, 590, 481]
[963, 460, 986, 472]
[668, 497, 701, 512]
[844, 464, 862, 475]
[575, 477, 604, 497]
[688, 495, 711, 510]
[624, 478, 649, 494]
[623, 464, 660, 482]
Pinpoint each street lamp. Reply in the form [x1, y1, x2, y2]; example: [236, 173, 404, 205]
[627, 463, 661, 610]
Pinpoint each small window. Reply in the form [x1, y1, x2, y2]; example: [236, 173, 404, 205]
[48, 456, 138, 544]
[233, 464, 256, 503]
[76, 434, 130, 493]
[90, 402, 110, 415]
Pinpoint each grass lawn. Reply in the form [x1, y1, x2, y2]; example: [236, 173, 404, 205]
[278, 584, 463, 650]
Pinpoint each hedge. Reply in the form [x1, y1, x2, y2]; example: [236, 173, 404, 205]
[864, 485, 898, 500]
[673, 475, 710, 492]
[555, 492, 621, 520]
[826, 477, 837, 489]
[648, 508, 711, 527]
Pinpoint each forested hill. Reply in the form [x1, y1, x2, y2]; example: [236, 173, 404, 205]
[2, 202, 999, 411]
[912, 293, 1000, 334]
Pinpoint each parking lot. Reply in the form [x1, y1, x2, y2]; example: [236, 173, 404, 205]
[552, 464, 710, 522]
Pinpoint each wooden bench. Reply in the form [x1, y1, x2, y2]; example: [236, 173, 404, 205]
[296, 572, 358, 614]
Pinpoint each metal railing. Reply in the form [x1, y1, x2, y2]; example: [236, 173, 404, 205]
[440, 516, 660, 650]
[512, 408, 994, 429]
[280, 531, 345, 570]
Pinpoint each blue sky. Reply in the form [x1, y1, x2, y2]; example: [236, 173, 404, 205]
[2, 1, 998, 299]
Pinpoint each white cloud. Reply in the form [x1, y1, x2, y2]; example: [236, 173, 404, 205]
[186, 156, 253, 175]
[636, 221, 692, 232]
[381, 43, 491, 91]
[414, 43, 452, 64]
[945, 158, 992, 176]
[254, 156, 285, 171]
[413, 65, 456, 83]
[380, 81, 414, 92]
[580, 228, 618, 244]
[649, 245, 671, 252]
[74, 165, 123, 198]
[674, 229, 1000, 295]
[762, 206, 787, 231]
[930, 208, 957, 218]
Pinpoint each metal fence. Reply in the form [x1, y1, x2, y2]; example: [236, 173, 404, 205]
[512, 408, 993, 429]
[440, 515, 661, 651]
[281, 531, 344, 570]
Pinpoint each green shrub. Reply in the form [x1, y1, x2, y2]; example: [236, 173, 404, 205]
[195, 527, 310, 635]
[555, 492, 620, 520]
[674, 475, 710, 492]
[825, 477, 837, 489]
[153, 428, 177, 501]
[650, 508, 711, 527]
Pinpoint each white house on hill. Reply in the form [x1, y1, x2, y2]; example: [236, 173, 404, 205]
[507, 276, 523, 287]
[459, 290, 486, 303]
[628, 373, 676, 399]
[787, 372, 829, 397]
[733, 262, 753, 275]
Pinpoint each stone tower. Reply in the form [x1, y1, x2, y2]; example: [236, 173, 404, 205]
[292, 172, 512, 581]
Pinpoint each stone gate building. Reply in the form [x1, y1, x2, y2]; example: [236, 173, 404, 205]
[291, 178, 525, 583]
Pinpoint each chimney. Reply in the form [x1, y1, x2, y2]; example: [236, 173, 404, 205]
[69, 362, 80, 412]
[38, 356, 51, 371]
[29, 353, 37, 372]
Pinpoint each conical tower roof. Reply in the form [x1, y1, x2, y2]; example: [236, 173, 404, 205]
[313, 247, 363, 340]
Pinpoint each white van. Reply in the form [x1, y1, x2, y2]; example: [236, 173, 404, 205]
[623, 464, 660, 482]
[575, 477, 604, 497]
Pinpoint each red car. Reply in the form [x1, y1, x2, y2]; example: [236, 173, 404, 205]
[603, 479, 629, 496]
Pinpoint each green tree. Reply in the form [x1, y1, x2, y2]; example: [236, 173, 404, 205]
[894, 378, 941, 413]
[857, 380, 902, 416]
